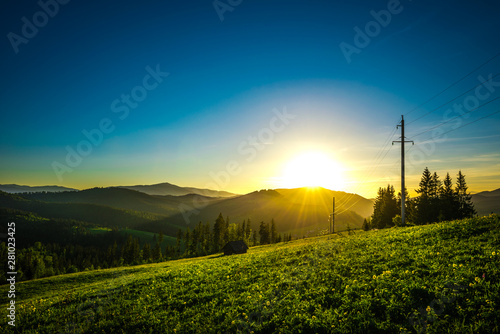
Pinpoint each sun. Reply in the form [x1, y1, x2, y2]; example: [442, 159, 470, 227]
[279, 151, 345, 190]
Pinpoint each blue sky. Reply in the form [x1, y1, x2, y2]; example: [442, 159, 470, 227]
[1, 0, 499, 197]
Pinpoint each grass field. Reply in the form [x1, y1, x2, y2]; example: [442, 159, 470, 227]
[2, 215, 499, 333]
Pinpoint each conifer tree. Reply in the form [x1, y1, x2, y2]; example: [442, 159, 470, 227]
[213, 213, 225, 251]
[270, 219, 277, 243]
[152, 242, 162, 261]
[371, 185, 398, 229]
[142, 243, 151, 262]
[259, 221, 270, 244]
[414, 167, 434, 225]
[175, 229, 183, 256]
[245, 219, 251, 240]
[362, 218, 370, 231]
[456, 170, 476, 218]
[438, 172, 458, 221]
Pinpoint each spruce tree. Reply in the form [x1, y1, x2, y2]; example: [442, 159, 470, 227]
[245, 219, 251, 240]
[142, 243, 151, 262]
[371, 186, 386, 229]
[152, 242, 162, 261]
[414, 167, 434, 224]
[362, 218, 370, 231]
[259, 221, 269, 244]
[456, 170, 476, 218]
[382, 185, 398, 227]
[213, 213, 225, 252]
[175, 229, 183, 256]
[439, 172, 458, 221]
[270, 219, 277, 243]
[371, 185, 398, 229]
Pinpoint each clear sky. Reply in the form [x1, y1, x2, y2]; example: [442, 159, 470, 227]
[1, 0, 499, 198]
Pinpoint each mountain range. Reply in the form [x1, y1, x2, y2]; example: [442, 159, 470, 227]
[471, 189, 500, 216]
[117, 182, 236, 197]
[0, 182, 236, 198]
[0, 183, 374, 237]
[0, 184, 78, 193]
[1, 182, 498, 238]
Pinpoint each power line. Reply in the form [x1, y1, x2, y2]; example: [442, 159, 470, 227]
[410, 96, 500, 138]
[439, 108, 500, 137]
[337, 54, 500, 214]
[334, 125, 398, 212]
[407, 73, 500, 125]
[404, 52, 500, 117]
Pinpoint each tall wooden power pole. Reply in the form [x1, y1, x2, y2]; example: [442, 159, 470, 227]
[392, 115, 413, 226]
[330, 197, 335, 233]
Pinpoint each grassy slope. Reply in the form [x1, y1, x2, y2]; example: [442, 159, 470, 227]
[2, 215, 499, 333]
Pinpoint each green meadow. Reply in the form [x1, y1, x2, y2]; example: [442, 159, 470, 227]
[2, 215, 499, 333]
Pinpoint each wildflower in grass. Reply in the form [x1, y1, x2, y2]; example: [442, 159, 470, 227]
[426, 306, 431, 312]
[492, 251, 496, 256]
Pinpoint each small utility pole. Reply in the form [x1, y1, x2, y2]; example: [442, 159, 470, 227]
[330, 197, 335, 233]
[392, 115, 413, 226]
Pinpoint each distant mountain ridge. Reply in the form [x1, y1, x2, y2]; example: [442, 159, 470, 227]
[0, 182, 237, 198]
[21, 187, 222, 216]
[472, 188, 500, 216]
[118, 182, 237, 197]
[2, 185, 375, 237]
[0, 190, 184, 235]
[0, 184, 78, 193]
[165, 187, 375, 236]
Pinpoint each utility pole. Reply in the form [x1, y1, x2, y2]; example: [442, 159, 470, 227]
[330, 197, 335, 233]
[392, 115, 413, 226]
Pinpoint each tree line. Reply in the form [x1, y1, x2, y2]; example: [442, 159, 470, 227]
[365, 168, 476, 230]
[174, 213, 290, 258]
[0, 209, 288, 283]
